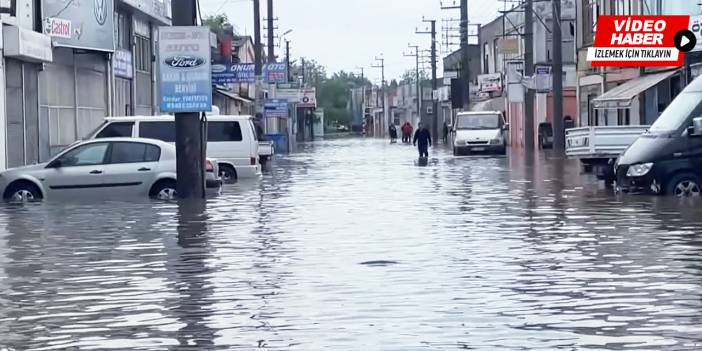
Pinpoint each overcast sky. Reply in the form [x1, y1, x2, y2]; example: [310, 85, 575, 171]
[198, 0, 505, 83]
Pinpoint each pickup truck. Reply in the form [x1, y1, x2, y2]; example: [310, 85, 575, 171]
[258, 141, 274, 166]
[565, 125, 649, 183]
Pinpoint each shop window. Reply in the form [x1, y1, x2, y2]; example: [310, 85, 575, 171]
[135, 36, 151, 73]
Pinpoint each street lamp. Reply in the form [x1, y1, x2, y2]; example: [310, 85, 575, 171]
[278, 29, 293, 48]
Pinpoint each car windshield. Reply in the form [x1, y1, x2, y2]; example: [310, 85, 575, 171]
[649, 92, 702, 132]
[455, 114, 500, 130]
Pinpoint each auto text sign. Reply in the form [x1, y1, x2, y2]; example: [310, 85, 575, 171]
[159, 26, 212, 113]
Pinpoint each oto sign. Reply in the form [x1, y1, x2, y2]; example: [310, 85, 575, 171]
[158, 26, 212, 113]
[211, 62, 288, 84]
[587, 16, 695, 67]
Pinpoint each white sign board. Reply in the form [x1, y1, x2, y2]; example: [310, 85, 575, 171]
[690, 15, 702, 52]
[299, 88, 317, 107]
[158, 26, 212, 112]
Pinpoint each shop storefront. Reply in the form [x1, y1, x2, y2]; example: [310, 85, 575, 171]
[3, 25, 53, 167]
[40, 0, 115, 157]
[114, 0, 171, 116]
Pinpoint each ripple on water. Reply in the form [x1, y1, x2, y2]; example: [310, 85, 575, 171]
[0, 139, 701, 350]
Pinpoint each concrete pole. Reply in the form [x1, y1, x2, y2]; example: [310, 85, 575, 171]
[460, 0, 470, 109]
[253, 0, 265, 133]
[524, 0, 535, 154]
[552, 0, 564, 152]
[267, 0, 275, 63]
[286, 40, 291, 82]
[431, 20, 438, 140]
[171, 0, 206, 198]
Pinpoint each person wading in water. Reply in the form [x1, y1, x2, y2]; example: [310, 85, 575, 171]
[413, 123, 432, 158]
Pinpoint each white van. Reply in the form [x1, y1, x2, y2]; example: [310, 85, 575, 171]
[88, 115, 261, 182]
[452, 111, 507, 155]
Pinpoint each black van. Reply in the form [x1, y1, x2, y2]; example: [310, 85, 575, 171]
[616, 76, 702, 197]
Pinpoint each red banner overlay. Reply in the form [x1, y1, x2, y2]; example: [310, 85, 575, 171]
[588, 16, 690, 67]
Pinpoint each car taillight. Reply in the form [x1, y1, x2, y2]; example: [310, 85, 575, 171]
[250, 157, 257, 166]
[205, 160, 214, 172]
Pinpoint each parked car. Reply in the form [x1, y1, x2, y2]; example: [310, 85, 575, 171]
[88, 115, 261, 183]
[538, 122, 554, 149]
[452, 111, 507, 155]
[616, 75, 702, 197]
[0, 138, 221, 202]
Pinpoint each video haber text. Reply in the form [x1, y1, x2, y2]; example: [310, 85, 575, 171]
[611, 18, 666, 45]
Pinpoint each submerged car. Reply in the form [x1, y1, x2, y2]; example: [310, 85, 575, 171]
[616, 75, 702, 197]
[0, 138, 221, 202]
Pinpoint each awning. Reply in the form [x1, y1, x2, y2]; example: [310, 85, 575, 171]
[216, 89, 254, 104]
[592, 70, 678, 109]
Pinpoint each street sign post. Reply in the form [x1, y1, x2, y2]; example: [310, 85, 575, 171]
[264, 99, 289, 118]
[159, 26, 212, 113]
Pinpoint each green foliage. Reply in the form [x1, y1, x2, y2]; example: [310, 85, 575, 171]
[203, 14, 230, 30]
[400, 69, 430, 84]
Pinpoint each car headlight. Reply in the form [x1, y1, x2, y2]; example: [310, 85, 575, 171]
[490, 138, 501, 145]
[626, 163, 653, 177]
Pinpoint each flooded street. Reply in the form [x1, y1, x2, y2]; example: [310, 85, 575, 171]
[2, 138, 702, 350]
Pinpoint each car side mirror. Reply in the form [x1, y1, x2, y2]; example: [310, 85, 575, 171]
[48, 159, 62, 168]
[691, 117, 702, 137]
[503, 123, 510, 131]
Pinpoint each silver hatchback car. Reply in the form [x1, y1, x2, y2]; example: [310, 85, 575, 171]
[0, 138, 220, 201]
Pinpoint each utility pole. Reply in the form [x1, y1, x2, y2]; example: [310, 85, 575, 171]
[552, 0, 564, 152]
[406, 45, 422, 124]
[253, 0, 264, 118]
[441, 1, 470, 109]
[524, 0, 535, 154]
[372, 56, 386, 136]
[285, 40, 291, 82]
[171, 0, 205, 198]
[357, 67, 365, 130]
[301, 58, 306, 84]
[460, 0, 470, 109]
[417, 18, 438, 139]
[266, 0, 275, 62]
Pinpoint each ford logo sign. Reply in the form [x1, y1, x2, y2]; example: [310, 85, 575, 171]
[211, 64, 227, 73]
[164, 56, 205, 69]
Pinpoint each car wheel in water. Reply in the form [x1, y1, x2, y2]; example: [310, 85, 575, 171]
[150, 180, 177, 200]
[4, 182, 43, 202]
[667, 173, 702, 197]
[219, 165, 237, 184]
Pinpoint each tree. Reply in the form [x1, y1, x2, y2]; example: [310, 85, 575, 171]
[288, 59, 372, 127]
[203, 14, 230, 29]
[400, 69, 429, 84]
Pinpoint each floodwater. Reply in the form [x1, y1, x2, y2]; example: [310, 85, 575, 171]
[1, 138, 702, 350]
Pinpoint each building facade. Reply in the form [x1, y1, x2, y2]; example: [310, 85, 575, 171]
[576, 0, 702, 129]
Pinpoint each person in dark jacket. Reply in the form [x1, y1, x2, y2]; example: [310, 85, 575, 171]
[413, 123, 432, 158]
[443, 122, 449, 143]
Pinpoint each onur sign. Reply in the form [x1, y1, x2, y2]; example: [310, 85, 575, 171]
[158, 26, 212, 113]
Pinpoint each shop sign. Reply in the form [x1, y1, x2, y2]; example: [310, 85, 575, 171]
[159, 26, 212, 113]
[211, 62, 288, 84]
[42, 0, 115, 52]
[114, 49, 133, 79]
[264, 99, 288, 118]
[4, 25, 53, 63]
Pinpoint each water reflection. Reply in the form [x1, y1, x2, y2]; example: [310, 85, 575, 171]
[0, 139, 700, 350]
[172, 200, 215, 348]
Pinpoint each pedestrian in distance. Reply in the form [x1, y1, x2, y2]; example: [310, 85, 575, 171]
[443, 122, 449, 144]
[389, 124, 398, 143]
[401, 122, 409, 143]
[413, 122, 432, 158]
